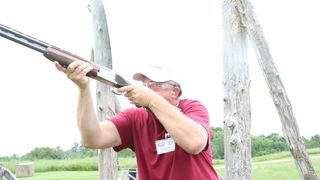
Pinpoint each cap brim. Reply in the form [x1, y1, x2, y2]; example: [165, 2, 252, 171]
[133, 66, 172, 82]
[133, 73, 146, 81]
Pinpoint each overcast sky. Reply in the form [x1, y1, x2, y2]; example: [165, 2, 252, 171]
[0, 0, 319, 157]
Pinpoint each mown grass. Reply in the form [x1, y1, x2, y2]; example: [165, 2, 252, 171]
[19, 171, 98, 180]
[1, 157, 98, 173]
[216, 157, 320, 179]
[253, 156, 320, 180]
[253, 148, 320, 162]
[16, 156, 319, 180]
[0, 157, 136, 173]
[216, 148, 320, 179]
[1, 148, 319, 180]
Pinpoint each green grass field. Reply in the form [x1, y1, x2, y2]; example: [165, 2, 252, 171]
[19, 171, 98, 180]
[2, 148, 319, 180]
[215, 155, 320, 180]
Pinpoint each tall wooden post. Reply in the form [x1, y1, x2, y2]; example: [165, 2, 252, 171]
[222, 0, 252, 179]
[234, 0, 318, 179]
[90, 0, 118, 179]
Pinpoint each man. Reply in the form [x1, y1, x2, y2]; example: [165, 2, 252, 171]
[55, 61, 219, 180]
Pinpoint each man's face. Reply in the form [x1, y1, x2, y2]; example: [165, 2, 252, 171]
[142, 77, 179, 104]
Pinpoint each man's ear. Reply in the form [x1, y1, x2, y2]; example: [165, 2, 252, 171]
[171, 87, 180, 98]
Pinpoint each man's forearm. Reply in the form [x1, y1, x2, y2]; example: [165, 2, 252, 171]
[148, 96, 208, 154]
[76, 87, 101, 147]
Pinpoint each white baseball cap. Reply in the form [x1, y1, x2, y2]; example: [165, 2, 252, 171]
[133, 66, 182, 96]
[133, 66, 177, 83]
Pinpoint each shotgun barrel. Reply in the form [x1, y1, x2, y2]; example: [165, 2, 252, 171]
[0, 23, 49, 53]
[0, 23, 130, 88]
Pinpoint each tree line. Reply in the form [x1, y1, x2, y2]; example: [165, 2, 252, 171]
[211, 127, 320, 159]
[0, 142, 136, 161]
[1, 127, 319, 160]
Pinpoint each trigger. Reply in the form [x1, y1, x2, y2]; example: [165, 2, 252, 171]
[112, 87, 123, 95]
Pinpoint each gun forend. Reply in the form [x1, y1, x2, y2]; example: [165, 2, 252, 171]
[44, 47, 130, 88]
[44, 46, 99, 78]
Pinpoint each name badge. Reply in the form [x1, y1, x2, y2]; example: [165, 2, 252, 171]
[155, 138, 175, 155]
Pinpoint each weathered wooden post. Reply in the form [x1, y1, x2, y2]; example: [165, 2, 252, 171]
[222, 0, 252, 179]
[234, 0, 319, 179]
[89, 0, 119, 179]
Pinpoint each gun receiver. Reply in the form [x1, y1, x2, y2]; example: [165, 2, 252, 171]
[0, 23, 129, 88]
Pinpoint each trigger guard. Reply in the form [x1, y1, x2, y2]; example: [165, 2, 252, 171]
[112, 87, 123, 95]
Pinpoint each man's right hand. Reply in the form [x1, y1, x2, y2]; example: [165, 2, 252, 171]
[54, 61, 93, 89]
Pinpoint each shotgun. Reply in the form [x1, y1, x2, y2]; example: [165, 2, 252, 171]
[0, 23, 130, 88]
[0, 164, 17, 180]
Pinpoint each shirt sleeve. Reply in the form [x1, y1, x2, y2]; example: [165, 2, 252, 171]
[108, 108, 135, 152]
[180, 100, 212, 150]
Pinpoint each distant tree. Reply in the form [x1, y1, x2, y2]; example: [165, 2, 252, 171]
[309, 135, 320, 148]
[23, 147, 65, 160]
[251, 134, 288, 157]
[118, 149, 135, 158]
[211, 127, 224, 159]
[66, 142, 98, 158]
[70, 142, 81, 153]
[78, 143, 98, 157]
[10, 154, 19, 159]
[211, 128, 290, 159]
[252, 135, 270, 156]
[267, 133, 288, 153]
